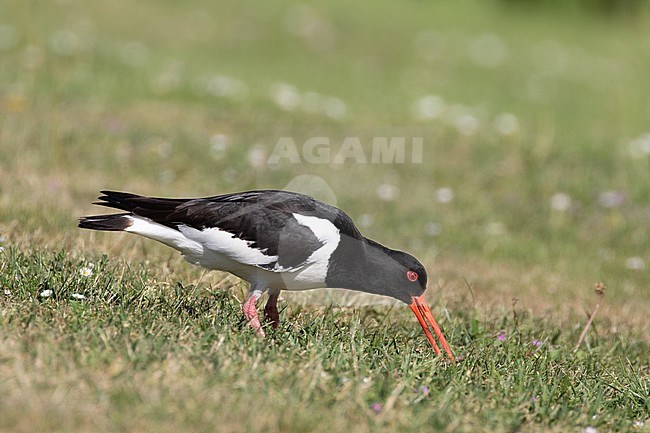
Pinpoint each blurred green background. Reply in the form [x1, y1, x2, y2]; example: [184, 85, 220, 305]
[1, 0, 648, 316]
[1, 2, 649, 432]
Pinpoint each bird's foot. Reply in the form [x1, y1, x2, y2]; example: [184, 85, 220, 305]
[242, 290, 265, 337]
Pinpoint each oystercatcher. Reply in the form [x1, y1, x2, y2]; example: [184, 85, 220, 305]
[79, 190, 454, 360]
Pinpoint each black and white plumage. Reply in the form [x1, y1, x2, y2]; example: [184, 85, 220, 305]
[79, 189, 454, 360]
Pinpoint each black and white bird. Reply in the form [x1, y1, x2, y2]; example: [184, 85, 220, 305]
[79, 190, 454, 360]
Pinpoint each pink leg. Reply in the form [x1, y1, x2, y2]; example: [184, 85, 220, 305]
[264, 293, 280, 329]
[242, 290, 264, 337]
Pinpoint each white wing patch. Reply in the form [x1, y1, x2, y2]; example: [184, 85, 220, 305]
[288, 213, 340, 286]
[179, 225, 278, 266]
[292, 213, 340, 250]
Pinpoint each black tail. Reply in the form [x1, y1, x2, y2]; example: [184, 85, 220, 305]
[93, 191, 145, 212]
[81, 190, 191, 231]
[78, 214, 132, 231]
[95, 190, 187, 219]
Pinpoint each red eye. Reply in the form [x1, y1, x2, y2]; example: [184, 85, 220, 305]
[407, 270, 418, 282]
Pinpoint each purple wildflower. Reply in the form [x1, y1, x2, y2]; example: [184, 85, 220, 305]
[531, 339, 542, 348]
[497, 332, 507, 342]
[598, 190, 625, 209]
[420, 385, 430, 396]
[370, 402, 383, 414]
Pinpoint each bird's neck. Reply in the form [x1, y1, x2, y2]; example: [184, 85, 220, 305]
[325, 236, 401, 295]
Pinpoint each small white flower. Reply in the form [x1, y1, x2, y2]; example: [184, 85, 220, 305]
[625, 257, 645, 271]
[80, 267, 94, 277]
[323, 97, 348, 120]
[376, 184, 399, 201]
[71, 293, 86, 300]
[247, 147, 267, 168]
[435, 187, 454, 203]
[210, 134, 230, 159]
[454, 113, 480, 136]
[412, 95, 445, 121]
[270, 83, 301, 111]
[3, 289, 10, 296]
[0, 246, 5, 253]
[358, 214, 374, 228]
[627, 133, 650, 158]
[550, 193, 571, 211]
[424, 222, 441, 236]
[40, 289, 53, 298]
[598, 190, 625, 208]
[206, 74, 248, 99]
[583, 427, 598, 433]
[494, 113, 519, 136]
[151, 60, 184, 94]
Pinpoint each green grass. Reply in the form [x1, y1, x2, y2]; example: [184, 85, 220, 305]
[0, 248, 648, 432]
[1, 0, 649, 431]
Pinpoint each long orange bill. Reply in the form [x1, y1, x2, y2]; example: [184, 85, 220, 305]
[409, 295, 455, 362]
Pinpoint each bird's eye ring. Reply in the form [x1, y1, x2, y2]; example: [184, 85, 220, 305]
[407, 270, 418, 281]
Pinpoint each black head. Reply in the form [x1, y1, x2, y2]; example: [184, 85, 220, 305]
[325, 236, 429, 304]
[357, 241, 454, 361]
[352, 239, 428, 304]
[383, 249, 428, 303]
